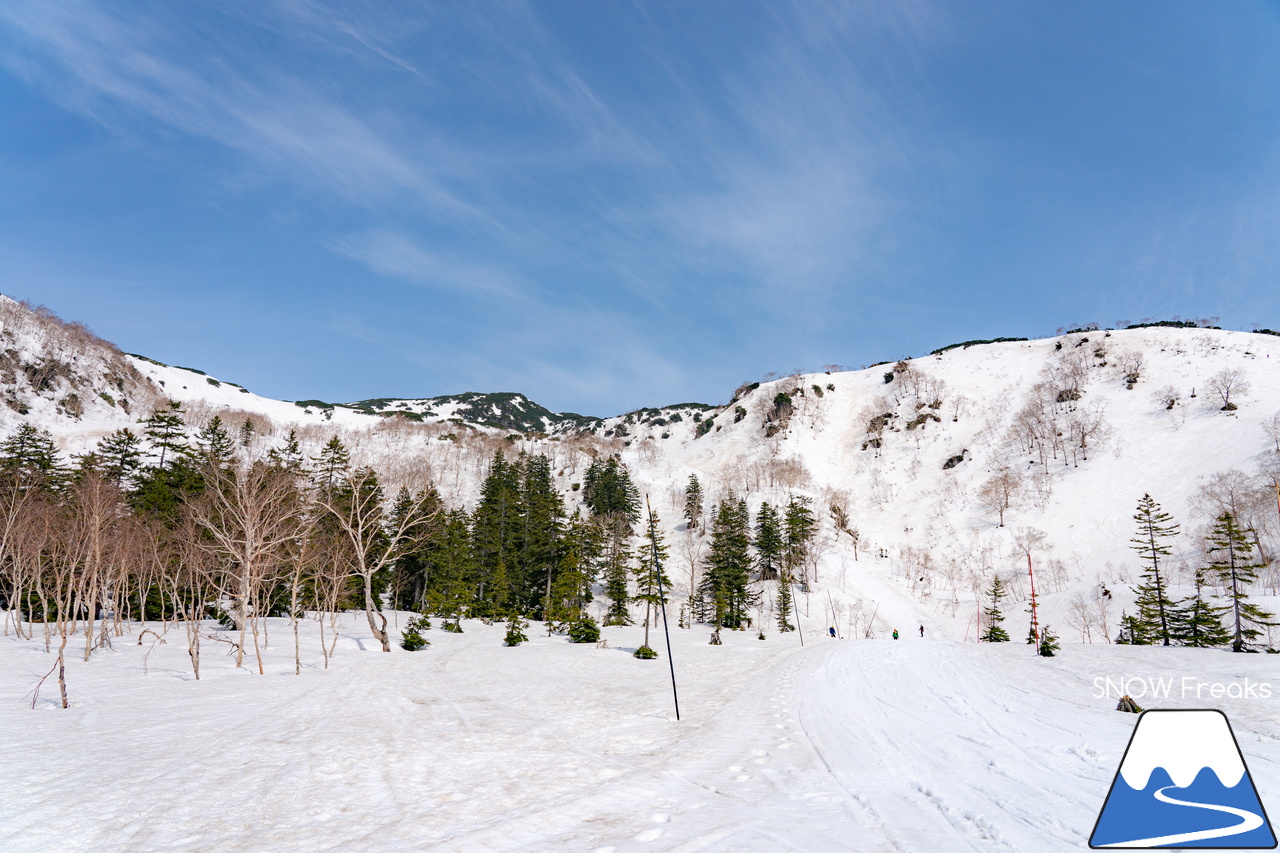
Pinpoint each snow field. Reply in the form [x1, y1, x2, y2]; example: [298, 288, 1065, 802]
[3, 615, 1279, 852]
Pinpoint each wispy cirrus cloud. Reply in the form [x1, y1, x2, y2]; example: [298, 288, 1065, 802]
[0, 1, 468, 213]
[332, 230, 527, 300]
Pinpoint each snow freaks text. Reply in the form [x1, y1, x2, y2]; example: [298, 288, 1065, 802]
[1093, 677, 1274, 701]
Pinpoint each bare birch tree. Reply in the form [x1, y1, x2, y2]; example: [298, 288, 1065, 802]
[187, 461, 306, 673]
[314, 467, 437, 653]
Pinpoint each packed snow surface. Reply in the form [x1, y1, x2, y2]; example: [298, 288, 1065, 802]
[3, 617, 1279, 852]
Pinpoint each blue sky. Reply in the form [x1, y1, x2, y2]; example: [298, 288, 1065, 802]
[2, 1, 1279, 416]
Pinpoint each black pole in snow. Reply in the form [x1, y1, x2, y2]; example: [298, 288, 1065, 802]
[646, 496, 680, 721]
[795, 589, 805, 647]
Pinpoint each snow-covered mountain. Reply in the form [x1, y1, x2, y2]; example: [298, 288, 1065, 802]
[4, 295, 1279, 642]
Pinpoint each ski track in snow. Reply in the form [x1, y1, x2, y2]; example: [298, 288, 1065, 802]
[4, 617, 1279, 852]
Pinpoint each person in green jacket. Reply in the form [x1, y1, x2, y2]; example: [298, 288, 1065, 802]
[892, 629, 899, 640]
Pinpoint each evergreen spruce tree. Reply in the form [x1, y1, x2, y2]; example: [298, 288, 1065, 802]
[1038, 626, 1059, 657]
[388, 484, 443, 611]
[582, 456, 640, 523]
[267, 429, 306, 475]
[698, 499, 757, 629]
[581, 456, 638, 627]
[142, 401, 188, 469]
[683, 474, 704, 530]
[0, 424, 67, 490]
[783, 496, 817, 589]
[129, 456, 205, 525]
[635, 509, 672, 651]
[400, 616, 430, 651]
[238, 418, 256, 448]
[547, 511, 601, 627]
[519, 453, 564, 618]
[775, 573, 795, 632]
[95, 428, 143, 489]
[1205, 512, 1277, 652]
[688, 582, 711, 625]
[503, 614, 529, 646]
[568, 612, 601, 643]
[425, 509, 475, 631]
[754, 502, 783, 581]
[310, 436, 351, 492]
[1115, 610, 1150, 645]
[193, 415, 235, 468]
[1130, 494, 1180, 645]
[1172, 568, 1232, 648]
[980, 576, 1010, 642]
[470, 450, 521, 617]
[130, 408, 205, 526]
[600, 516, 634, 626]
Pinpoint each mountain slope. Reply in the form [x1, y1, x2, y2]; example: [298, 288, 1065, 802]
[2, 296, 1278, 644]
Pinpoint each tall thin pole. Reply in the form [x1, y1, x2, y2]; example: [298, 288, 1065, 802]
[794, 579, 805, 647]
[646, 497, 680, 721]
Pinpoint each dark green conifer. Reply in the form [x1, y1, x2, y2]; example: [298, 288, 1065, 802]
[310, 436, 351, 492]
[1116, 610, 1150, 645]
[754, 502, 783, 581]
[980, 576, 1010, 642]
[568, 612, 601, 643]
[95, 428, 143, 489]
[0, 424, 67, 490]
[400, 616, 431, 651]
[142, 401, 187, 469]
[600, 516, 634, 626]
[425, 509, 475, 630]
[504, 614, 529, 646]
[1205, 512, 1277, 652]
[582, 456, 639, 523]
[1130, 494, 1179, 645]
[547, 511, 601, 626]
[193, 416, 235, 467]
[1172, 568, 1231, 647]
[635, 509, 672, 648]
[783, 496, 816, 589]
[683, 474, 703, 530]
[775, 573, 795, 632]
[1038, 625, 1059, 657]
[268, 429, 306, 475]
[698, 498, 757, 629]
[519, 454, 564, 618]
[471, 450, 521, 617]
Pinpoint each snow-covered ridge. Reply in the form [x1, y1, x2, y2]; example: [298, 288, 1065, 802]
[3, 296, 1280, 645]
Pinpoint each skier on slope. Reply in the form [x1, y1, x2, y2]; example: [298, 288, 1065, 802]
[892, 629, 899, 640]
[919, 625, 924, 637]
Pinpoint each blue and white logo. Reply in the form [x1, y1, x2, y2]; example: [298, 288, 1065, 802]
[1091, 709, 1276, 848]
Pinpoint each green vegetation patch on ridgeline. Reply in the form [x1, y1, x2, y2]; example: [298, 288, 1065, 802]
[347, 391, 602, 434]
[126, 353, 168, 367]
[1125, 319, 1220, 331]
[931, 337, 1029, 356]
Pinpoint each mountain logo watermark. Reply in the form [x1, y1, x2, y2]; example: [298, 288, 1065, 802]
[1090, 709, 1276, 848]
